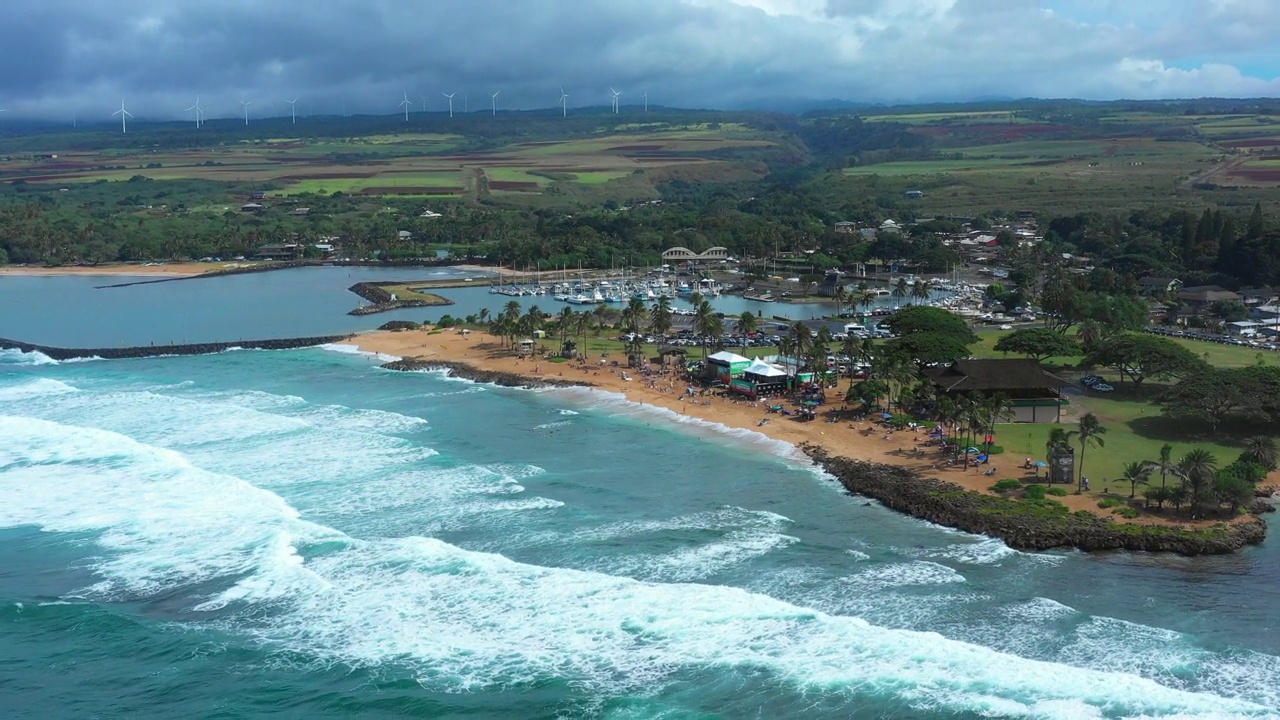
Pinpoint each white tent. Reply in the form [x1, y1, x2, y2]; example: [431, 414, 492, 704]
[707, 350, 751, 365]
[745, 359, 787, 378]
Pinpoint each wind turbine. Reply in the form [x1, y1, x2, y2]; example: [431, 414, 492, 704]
[442, 92, 455, 118]
[609, 88, 621, 114]
[463, 93, 468, 114]
[420, 94, 429, 113]
[185, 97, 204, 128]
[283, 98, 298, 124]
[490, 90, 499, 116]
[240, 99, 252, 126]
[399, 91, 411, 122]
[559, 87, 569, 118]
[643, 91, 648, 112]
[112, 99, 133, 134]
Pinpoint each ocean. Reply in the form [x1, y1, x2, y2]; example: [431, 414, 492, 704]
[1, 273, 1278, 718]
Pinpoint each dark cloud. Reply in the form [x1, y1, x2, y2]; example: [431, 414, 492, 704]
[0, 0, 1277, 121]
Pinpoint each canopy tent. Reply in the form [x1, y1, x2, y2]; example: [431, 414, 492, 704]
[707, 351, 752, 365]
[744, 359, 787, 379]
[708, 350, 753, 384]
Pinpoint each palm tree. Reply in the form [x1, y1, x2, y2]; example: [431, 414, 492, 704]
[788, 320, 813, 366]
[572, 311, 591, 349]
[503, 299, 522, 321]
[833, 284, 849, 318]
[478, 307, 490, 324]
[649, 296, 673, 341]
[737, 311, 760, 353]
[1075, 320, 1103, 352]
[892, 277, 909, 304]
[590, 305, 611, 336]
[1242, 435, 1278, 471]
[1120, 460, 1152, 498]
[859, 290, 877, 315]
[1145, 443, 1178, 489]
[1178, 449, 1219, 517]
[840, 333, 865, 391]
[911, 279, 930, 306]
[1067, 413, 1106, 492]
[691, 298, 717, 359]
[620, 298, 647, 365]
[556, 306, 574, 349]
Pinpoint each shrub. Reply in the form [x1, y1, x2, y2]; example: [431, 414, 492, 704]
[1023, 484, 1048, 500]
[990, 479, 1022, 492]
[1097, 497, 1123, 509]
[1114, 507, 1140, 519]
[986, 445, 1005, 455]
[1046, 487, 1068, 497]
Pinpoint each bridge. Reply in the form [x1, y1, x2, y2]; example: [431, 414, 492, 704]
[661, 246, 730, 262]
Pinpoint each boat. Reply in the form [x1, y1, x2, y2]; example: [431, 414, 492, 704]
[743, 292, 775, 302]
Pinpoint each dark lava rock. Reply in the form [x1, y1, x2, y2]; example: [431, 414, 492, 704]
[0, 335, 350, 361]
[381, 358, 588, 389]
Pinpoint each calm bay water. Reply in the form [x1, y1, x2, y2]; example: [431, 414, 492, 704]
[1, 272, 1278, 718]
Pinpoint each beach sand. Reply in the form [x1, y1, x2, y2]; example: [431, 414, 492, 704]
[354, 327, 1210, 522]
[0, 261, 260, 278]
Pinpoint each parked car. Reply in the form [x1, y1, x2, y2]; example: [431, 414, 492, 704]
[998, 324, 1013, 331]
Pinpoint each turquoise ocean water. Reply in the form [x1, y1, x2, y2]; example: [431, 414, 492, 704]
[1, 273, 1279, 718]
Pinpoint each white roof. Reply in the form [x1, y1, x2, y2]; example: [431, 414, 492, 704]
[707, 350, 751, 364]
[745, 359, 787, 377]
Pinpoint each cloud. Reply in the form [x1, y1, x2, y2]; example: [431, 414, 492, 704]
[0, 0, 1277, 121]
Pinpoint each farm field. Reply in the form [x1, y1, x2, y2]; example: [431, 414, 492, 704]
[0, 127, 776, 201]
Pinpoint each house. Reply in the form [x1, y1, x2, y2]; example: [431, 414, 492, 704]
[397, 230, 412, 240]
[903, 189, 925, 199]
[924, 358, 1070, 423]
[253, 243, 301, 260]
[249, 190, 267, 201]
[419, 210, 443, 219]
[834, 221, 857, 234]
[240, 202, 264, 213]
[1240, 287, 1278, 307]
[1227, 320, 1264, 337]
[290, 207, 310, 216]
[1137, 277, 1181, 296]
[1175, 285, 1243, 308]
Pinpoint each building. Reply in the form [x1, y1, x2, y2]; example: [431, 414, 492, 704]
[903, 189, 925, 199]
[1175, 285, 1243, 308]
[254, 243, 302, 260]
[924, 358, 1070, 423]
[834, 221, 857, 234]
[240, 202, 264, 213]
[249, 190, 267, 201]
[706, 350, 752, 383]
[1137, 277, 1181, 296]
[290, 207, 310, 216]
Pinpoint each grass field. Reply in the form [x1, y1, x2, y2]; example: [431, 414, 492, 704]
[973, 328, 1272, 482]
[0, 126, 774, 203]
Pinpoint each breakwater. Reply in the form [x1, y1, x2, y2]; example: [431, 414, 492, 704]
[803, 445, 1268, 556]
[0, 335, 350, 361]
[347, 282, 454, 315]
[94, 258, 474, 290]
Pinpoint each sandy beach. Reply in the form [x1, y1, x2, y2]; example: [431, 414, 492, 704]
[0, 261, 260, 278]
[352, 326, 1191, 520]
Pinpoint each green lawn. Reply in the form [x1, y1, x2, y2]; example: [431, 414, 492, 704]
[973, 328, 1271, 483]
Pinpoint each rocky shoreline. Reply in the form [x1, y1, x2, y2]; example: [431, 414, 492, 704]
[802, 444, 1268, 555]
[0, 335, 350, 361]
[381, 357, 589, 389]
[347, 282, 454, 315]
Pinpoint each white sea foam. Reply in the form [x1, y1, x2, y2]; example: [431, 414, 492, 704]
[845, 561, 968, 590]
[320, 343, 401, 363]
[0, 348, 58, 365]
[534, 420, 573, 430]
[0, 377, 78, 401]
[0, 415, 1273, 717]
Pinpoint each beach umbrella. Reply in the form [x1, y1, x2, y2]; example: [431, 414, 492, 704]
[976, 454, 989, 463]
[1034, 461, 1047, 468]
[965, 447, 981, 454]
[929, 432, 943, 438]
[803, 400, 820, 407]
[881, 413, 894, 419]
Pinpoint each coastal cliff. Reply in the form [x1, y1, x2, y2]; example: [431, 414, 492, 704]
[803, 444, 1268, 556]
[0, 335, 350, 361]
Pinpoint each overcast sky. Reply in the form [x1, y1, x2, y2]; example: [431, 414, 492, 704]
[2, 0, 1278, 122]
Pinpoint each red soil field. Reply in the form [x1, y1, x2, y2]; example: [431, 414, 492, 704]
[1219, 138, 1280, 148]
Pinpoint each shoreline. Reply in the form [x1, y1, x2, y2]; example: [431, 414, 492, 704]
[352, 327, 1271, 556]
